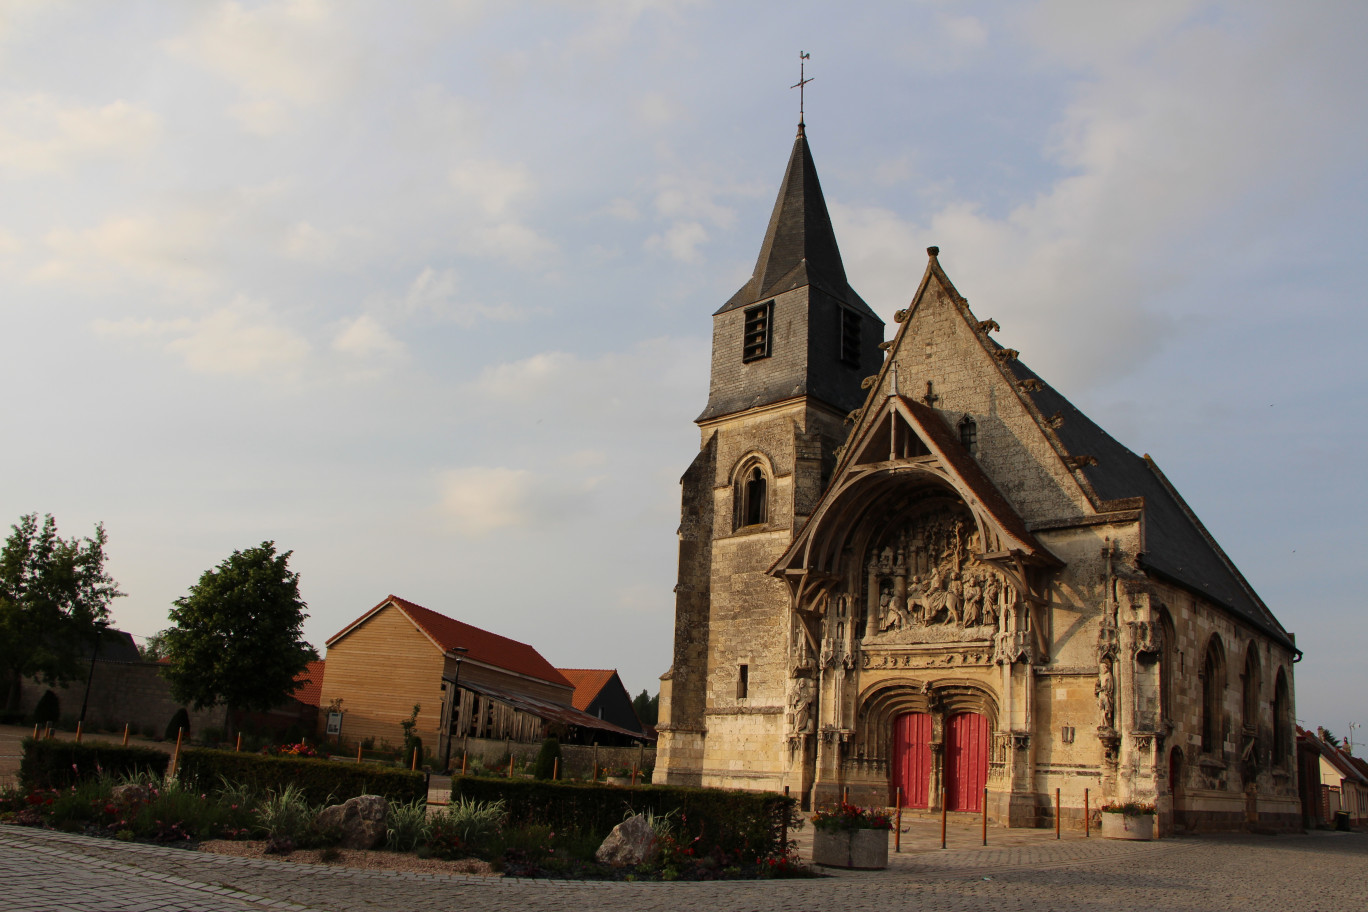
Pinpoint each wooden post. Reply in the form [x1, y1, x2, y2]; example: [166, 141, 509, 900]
[553, 757, 559, 781]
[236, 732, 243, 753]
[982, 787, 988, 846]
[631, 763, 638, 786]
[1084, 789, 1090, 837]
[170, 727, 184, 778]
[507, 754, 514, 778]
[895, 787, 902, 853]
[461, 752, 467, 776]
[122, 723, 130, 746]
[940, 791, 947, 849]
[75, 721, 82, 743]
[32, 724, 39, 740]
[412, 747, 420, 771]
[1055, 788, 1061, 839]
[782, 786, 790, 855]
[355, 741, 362, 763]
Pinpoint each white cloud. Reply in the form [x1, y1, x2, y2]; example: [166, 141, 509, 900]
[166, 0, 363, 134]
[436, 465, 598, 538]
[645, 220, 707, 262]
[92, 297, 310, 377]
[0, 95, 161, 173]
[380, 266, 528, 326]
[448, 159, 533, 218]
[36, 212, 212, 291]
[283, 221, 338, 263]
[332, 314, 403, 360]
[445, 159, 557, 264]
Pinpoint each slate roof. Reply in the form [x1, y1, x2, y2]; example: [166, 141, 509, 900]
[717, 126, 876, 319]
[556, 668, 618, 712]
[1002, 356, 1294, 649]
[326, 595, 572, 689]
[291, 659, 325, 708]
[93, 629, 143, 664]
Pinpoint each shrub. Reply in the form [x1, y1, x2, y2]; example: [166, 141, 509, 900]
[176, 748, 424, 806]
[447, 777, 796, 863]
[256, 783, 326, 847]
[19, 737, 170, 789]
[164, 708, 190, 742]
[533, 738, 561, 780]
[33, 690, 60, 725]
[386, 797, 431, 851]
[427, 797, 505, 859]
[810, 802, 892, 831]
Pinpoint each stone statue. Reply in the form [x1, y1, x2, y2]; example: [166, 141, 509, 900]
[1096, 658, 1115, 729]
[789, 678, 814, 734]
[962, 573, 983, 627]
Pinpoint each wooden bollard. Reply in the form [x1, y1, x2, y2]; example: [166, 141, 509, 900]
[842, 786, 849, 805]
[122, 723, 130, 746]
[32, 724, 38, 740]
[1055, 788, 1061, 839]
[412, 747, 419, 771]
[170, 727, 184, 778]
[940, 791, 947, 849]
[75, 721, 83, 743]
[591, 764, 598, 784]
[507, 754, 513, 778]
[236, 732, 243, 752]
[982, 787, 988, 846]
[631, 763, 638, 786]
[895, 787, 902, 853]
[1085, 788, 1090, 837]
[355, 741, 362, 763]
[461, 752, 467, 775]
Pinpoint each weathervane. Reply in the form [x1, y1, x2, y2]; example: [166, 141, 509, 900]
[791, 51, 812, 128]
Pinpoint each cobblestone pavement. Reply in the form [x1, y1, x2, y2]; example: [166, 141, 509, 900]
[2, 823, 1364, 912]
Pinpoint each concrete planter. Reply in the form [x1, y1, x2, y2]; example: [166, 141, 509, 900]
[1100, 812, 1155, 840]
[812, 828, 889, 869]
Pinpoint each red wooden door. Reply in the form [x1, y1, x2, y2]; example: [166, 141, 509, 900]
[892, 712, 932, 808]
[945, 712, 989, 812]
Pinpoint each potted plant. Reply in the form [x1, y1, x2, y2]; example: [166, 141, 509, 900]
[1099, 800, 1156, 840]
[811, 802, 892, 869]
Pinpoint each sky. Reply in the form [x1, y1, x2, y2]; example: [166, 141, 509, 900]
[1, 1, 1364, 739]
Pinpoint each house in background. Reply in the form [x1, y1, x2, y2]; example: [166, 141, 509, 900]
[1298, 726, 1368, 828]
[558, 668, 651, 745]
[317, 595, 642, 758]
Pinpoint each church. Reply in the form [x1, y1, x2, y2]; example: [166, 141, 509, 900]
[654, 120, 1302, 834]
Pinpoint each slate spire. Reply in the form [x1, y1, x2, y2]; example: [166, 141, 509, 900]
[719, 126, 863, 313]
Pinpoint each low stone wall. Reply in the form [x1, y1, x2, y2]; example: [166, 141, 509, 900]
[15, 662, 221, 739]
[453, 736, 655, 779]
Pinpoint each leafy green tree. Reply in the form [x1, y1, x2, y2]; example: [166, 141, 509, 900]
[0, 513, 123, 713]
[632, 689, 659, 727]
[160, 541, 318, 738]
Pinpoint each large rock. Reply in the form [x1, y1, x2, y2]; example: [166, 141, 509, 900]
[594, 813, 658, 866]
[314, 795, 389, 849]
[110, 784, 151, 805]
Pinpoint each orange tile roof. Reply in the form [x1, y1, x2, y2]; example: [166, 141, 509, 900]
[291, 660, 326, 707]
[556, 668, 618, 712]
[328, 595, 571, 689]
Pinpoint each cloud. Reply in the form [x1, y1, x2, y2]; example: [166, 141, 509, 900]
[436, 465, 598, 538]
[378, 266, 528, 326]
[92, 297, 311, 377]
[166, 0, 363, 134]
[446, 159, 557, 263]
[0, 95, 162, 173]
[36, 212, 213, 291]
[332, 314, 403, 360]
[283, 221, 337, 263]
[645, 220, 707, 262]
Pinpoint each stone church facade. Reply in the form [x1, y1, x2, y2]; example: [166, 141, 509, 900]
[655, 124, 1302, 833]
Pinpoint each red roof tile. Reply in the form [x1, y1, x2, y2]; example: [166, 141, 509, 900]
[291, 660, 326, 707]
[556, 668, 618, 712]
[327, 595, 571, 689]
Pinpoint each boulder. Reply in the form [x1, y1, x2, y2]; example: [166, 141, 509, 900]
[110, 784, 151, 805]
[594, 813, 658, 866]
[314, 795, 389, 849]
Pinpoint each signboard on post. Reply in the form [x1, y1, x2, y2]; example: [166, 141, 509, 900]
[326, 712, 343, 737]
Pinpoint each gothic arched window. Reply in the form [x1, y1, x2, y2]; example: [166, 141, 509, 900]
[733, 458, 771, 530]
[958, 415, 978, 456]
[1201, 636, 1226, 754]
[1272, 668, 1291, 765]
[1242, 643, 1262, 734]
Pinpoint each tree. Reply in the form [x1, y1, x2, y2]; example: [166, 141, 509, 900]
[632, 689, 659, 728]
[0, 513, 123, 713]
[160, 541, 318, 737]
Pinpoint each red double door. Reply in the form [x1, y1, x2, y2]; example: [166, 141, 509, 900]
[892, 711, 988, 812]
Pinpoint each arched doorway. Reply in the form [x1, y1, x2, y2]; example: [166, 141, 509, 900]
[945, 712, 989, 812]
[892, 712, 932, 808]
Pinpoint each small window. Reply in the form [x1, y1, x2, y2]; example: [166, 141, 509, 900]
[737, 664, 749, 699]
[743, 302, 773, 362]
[744, 468, 767, 526]
[959, 415, 978, 456]
[840, 308, 861, 365]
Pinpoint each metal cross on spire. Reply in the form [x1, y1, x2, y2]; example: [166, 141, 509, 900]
[791, 51, 813, 129]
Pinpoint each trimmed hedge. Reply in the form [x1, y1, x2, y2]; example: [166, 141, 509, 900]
[449, 777, 797, 862]
[19, 738, 170, 789]
[175, 748, 426, 806]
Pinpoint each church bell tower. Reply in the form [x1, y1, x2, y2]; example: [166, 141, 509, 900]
[656, 123, 884, 790]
